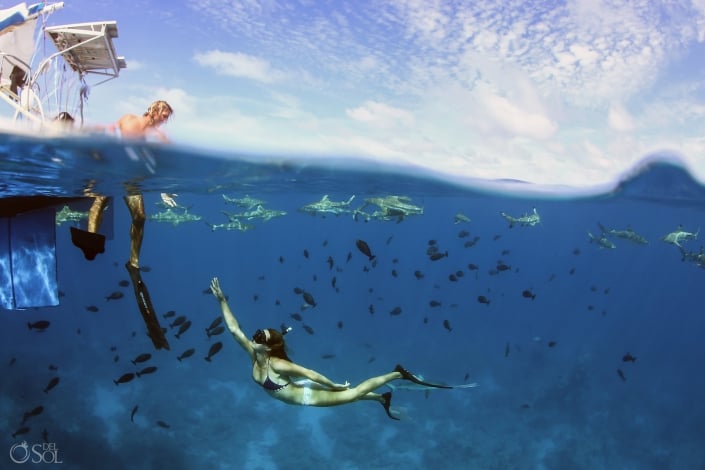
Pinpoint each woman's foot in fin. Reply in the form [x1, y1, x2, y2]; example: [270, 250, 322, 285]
[70, 227, 105, 260]
[381, 392, 399, 420]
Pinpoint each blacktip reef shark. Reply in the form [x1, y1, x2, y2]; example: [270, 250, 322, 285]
[597, 223, 648, 245]
[55, 205, 89, 225]
[222, 204, 287, 223]
[679, 246, 705, 269]
[148, 208, 203, 226]
[588, 231, 616, 249]
[299, 195, 356, 216]
[222, 194, 266, 209]
[454, 213, 471, 224]
[355, 195, 424, 223]
[662, 225, 699, 247]
[206, 219, 255, 232]
[499, 207, 541, 228]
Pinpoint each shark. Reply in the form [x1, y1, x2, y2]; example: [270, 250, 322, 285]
[207, 219, 255, 232]
[453, 213, 471, 224]
[356, 195, 424, 222]
[499, 207, 541, 228]
[662, 225, 699, 247]
[222, 194, 266, 209]
[299, 195, 356, 216]
[588, 232, 616, 249]
[229, 204, 287, 222]
[148, 208, 202, 226]
[598, 223, 648, 244]
[679, 246, 705, 269]
[55, 205, 89, 225]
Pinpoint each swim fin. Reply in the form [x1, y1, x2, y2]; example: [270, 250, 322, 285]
[125, 262, 170, 350]
[381, 391, 399, 420]
[70, 227, 105, 260]
[394, 364, 453, 389]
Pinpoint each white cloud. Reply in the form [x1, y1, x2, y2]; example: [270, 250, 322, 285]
[193, 50, 281, 83]
[346, 101, 415, 128]
[607, 102, 635, 132]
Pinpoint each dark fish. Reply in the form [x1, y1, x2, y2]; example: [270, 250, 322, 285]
[458, 230, 470, 238]
[9, 357, 16, 366]
[467, 263, 479, 271]
[346, 252, 352, 262]
[12, 426, 30, 438]
[156, 420, 170, 429]
[448, 274, 457, 282]
[389, 306, 402, 316]
[302, 324, 315, 335]
[289, 313, 303, 321]
[321, 354, 336, 359]
[368, 304, 374, 315]
[110, 346, 118, 352]
[429, 300, 442, 308]
[504, 342, 510, 357]
[205, 341, 223, 362]
[414, 270, 424, 280]
[113, 355, 119, 363]
[303, 249, 310, 259]
[302, 292, 317, 307]
[48, 364, 58, 371]
[496, 263, 511, 272]
[114, 372, 135, 385]
[622, 353, 637, 363]
[477, 295, 490, 305]
[428, 239, 437, 246]
[131, 405, 138, 423]
[331, 276, 337, 289]
[207, 317, 223, 330]
[429, 251, 448, 261]
[170, 315, 187, 328]
[443, 319, 452, 332]
[391, 269, 398, 278]
[131, 353, 152, 365]
[44, 377, 59, 393]
[22, 405, 44, 424]
[136, 366, 158, 377]
[175, 320, 192, 339]
[423, 316, 428, 324]
[279, 256, 284, 264]
[456, 270, 464, 278]
[85, 305, 99, 312]
[427, 246, 439, 255]
[119, 279, 130, 287]
[327, 256, 334, 270]
[293, 287, 304, 295]
[106, 291, 124, 301]
[177, 348, 195, 362]
[207, 326, 225, 338]
[617, 369, 626, 382]
[522, 289, 536, 300]
[355, 239, 375, 261]
[28, 320, 50, 331]
[337, 321, 343, 329]
[163, 310, 176, 319]
[548, 341, 557, 348]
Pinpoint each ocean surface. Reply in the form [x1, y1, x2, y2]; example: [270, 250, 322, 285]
[1, 132, 704, 469]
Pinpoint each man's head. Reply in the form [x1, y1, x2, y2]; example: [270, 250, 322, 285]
[145, 100, 173, 125]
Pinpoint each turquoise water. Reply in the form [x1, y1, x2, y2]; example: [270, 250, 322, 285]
[1, 133, 704, 469]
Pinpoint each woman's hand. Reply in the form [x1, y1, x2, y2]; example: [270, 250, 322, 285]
[210, 277, 225, 301]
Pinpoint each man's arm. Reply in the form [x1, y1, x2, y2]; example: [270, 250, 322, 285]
[210, 277, 254, 360]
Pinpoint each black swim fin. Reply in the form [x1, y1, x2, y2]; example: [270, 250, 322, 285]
[125, 262, 170, 351]
[394, 364, 453, 389]
[381, 391, 399, 420]
[70, 227, 105, 260]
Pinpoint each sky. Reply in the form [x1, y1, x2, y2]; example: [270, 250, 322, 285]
[3, 0, 705, 186]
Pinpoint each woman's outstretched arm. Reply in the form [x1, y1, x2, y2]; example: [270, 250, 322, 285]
[273, 359, 350, 390]
[210, 277, 254, 360]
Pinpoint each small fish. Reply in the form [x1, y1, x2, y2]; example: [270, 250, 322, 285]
[113, 355, 119, 363]
[337, 321, 343, 329]
[156, 420, 171, 429]
[207, 326, 225, 338]
[443, 319, 453, 332]
[302, 291, 317, 307]
[48, 364, 58, 371]
[302, 324, 315, 335]
[85, 305, 99, 313]
[355, 239, 375, 261]
[617, 369, 626, 382]
[368, 304, 375, 315]
[136, 366, 158, 377]
[44, 377, 60, 393]
[414, 270, 424, 280]
[293, 287, 304, 295]
[429, 300, 442, 308]
[391, 269, 398, 278]
[28, 320, 50, 331]
[321, 354, 336, 359]
[290, 313, 303, 321]
[389, 306, 402, 316]
[448, 274, 457, 282]
[477, 295, 490, 305]
[119, 280, 130, 287]
[207, 317, 223, 330]
[22, 405, 44, 424]
[130, 405, 139, 423]
[175, 320, 192, 339]
[622, 353, 637, 363]
[331, 276, 337, 289]
[177, 348, 196, 362]
[131, 353, 152, 365]
[303, 249, 310, 259]
[522, 289, 536, 300]
[467, 263, 479, 271]
[170, 315, 187, 328]
[106, 291, 124, 301]
[163, 310, 176, 319]
[12, 426, 30, 438]
[346, 252, 352, 262]
[458, 230, 470, 238]
[327, 256, 334, 270]
[113, 372, 135, 385]
[205, 342, 223, 362]
[548, 341, 557, 348]
[504, 342, 510, 358]
[429, 251, 448, 261]
[9, 357, 16, 366]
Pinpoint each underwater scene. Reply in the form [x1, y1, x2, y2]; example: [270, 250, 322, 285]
[1, 133, 705, 469]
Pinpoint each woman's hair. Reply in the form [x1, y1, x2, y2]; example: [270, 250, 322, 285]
[144, 100, 173, 121]
[255, 328, 291, 361]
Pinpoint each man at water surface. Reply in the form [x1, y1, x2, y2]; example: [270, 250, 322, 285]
[208, 277, 451, 419]
[107, 100, 173, 143]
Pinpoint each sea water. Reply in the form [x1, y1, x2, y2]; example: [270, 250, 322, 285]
[1, 132, 704, 469]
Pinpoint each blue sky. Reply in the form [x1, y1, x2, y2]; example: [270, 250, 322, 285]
[4, 0, 705, 185]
